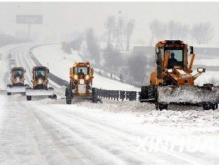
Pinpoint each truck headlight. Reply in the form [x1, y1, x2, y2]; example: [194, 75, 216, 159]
[167, 69, 173, 73]
[38, 79, 43, 84]
[16, 77, 20, 82]
[73, 74, 78, 80]
[85, 75, 90, 80]
[197, 67, 206, 73]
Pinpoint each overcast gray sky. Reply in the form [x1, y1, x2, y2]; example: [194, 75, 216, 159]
[0, 2, 219, 45]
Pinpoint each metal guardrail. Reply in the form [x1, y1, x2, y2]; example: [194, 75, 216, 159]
[94, 88, 139, 101]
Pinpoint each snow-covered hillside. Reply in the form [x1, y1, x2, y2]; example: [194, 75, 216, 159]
[32, 44, 139, 91]
[32, 44, 219, 86]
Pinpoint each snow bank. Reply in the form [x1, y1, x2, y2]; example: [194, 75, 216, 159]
[32, 44, 139, 91]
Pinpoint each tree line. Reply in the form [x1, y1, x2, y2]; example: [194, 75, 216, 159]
[150, 20, 214, 45]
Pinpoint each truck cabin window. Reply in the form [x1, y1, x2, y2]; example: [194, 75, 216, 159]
[36, 69, 46, 77]
[75, 67, 88, 75]
[166, 49, 183, 68]
[14, 70, 24, 77]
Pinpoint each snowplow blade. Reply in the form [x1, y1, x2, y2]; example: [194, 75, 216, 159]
[6, 86, 26, 94]
[157, 85, 219, 104]
[26, 88, 55, 97]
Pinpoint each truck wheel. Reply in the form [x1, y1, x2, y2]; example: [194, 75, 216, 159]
[156, 103, 168, 111]
[49, 94, 57, 99]
[212, 103, 218, 110]
[92, 88, 98, 103]
[65, 86, 73, 104]
[52, 94, 57, 99]
[26, 96, 32, 101]
[202, 102, 218, 110]
[66, 98, 72, 104]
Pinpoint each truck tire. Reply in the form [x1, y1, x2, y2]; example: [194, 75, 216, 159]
[26, 96, 32, 101]
[92, 88, 98, 103]
[66, 98, 72, 104]
[65, 86, 73, 104]
[156, 103, 168, 111]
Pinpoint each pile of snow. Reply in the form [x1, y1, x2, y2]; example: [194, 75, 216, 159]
[32, 44, 139, 91]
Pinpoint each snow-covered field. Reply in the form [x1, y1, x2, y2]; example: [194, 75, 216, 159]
[0, 43, 219, 165]
[195, 56, 219, 85]
[32, 44, 139, 91]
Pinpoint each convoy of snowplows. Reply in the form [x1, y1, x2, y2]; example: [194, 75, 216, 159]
[3, 40, 219, 110]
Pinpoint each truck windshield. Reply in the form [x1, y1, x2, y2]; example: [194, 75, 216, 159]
[15, 70, 23, 76]
[14, 70, 24, 77]
[35, 69, 46, 77]
[75, 67, 88, 75]
[165, 49, 183, 68]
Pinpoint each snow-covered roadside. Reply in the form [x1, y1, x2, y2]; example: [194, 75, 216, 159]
[195, 71, 219, 85]
[0, 95, 6, 131]
[0, 45, 15, 87]
[194, 54, 219, 85]
[32, 44, 139, 91]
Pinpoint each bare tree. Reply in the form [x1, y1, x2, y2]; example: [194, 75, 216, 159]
[125, 19, 135, 51]
[85, 28, 100, 65]
[103, 45, 123, 71]
[127, 53, 147, 85]
[191, 22, 214, 44]
[105, 16, 116, 47]
[149, 20, 166, 45]
[105, 14, 135, 51]
[166, 21, 189, 40]
[115, 15, 125, 50]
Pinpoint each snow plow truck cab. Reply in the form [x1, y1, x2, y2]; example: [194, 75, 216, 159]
[7, 67, 26, 95]
[25, 66, 56, 101]
[140, 40, 219, 110]
[65, 62, 98, 104]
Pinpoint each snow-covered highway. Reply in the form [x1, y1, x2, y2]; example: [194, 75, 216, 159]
[0, 44, 219, 165]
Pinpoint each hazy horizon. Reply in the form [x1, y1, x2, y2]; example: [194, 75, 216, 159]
[0, 2, 219, 46]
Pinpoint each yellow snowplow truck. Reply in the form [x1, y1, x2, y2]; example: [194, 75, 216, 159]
[7, 67, 27, 95]
[26, 66, 56, 101]
[65, 62, 98, 104]
[140, 40, 219, 110]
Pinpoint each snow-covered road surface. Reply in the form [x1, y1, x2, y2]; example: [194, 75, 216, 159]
[1, 94, 219, 165]
[0, 44, 219, 165]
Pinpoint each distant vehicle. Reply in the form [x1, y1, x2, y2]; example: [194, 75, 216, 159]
[25, 66, 56, 100]
[7, 67, 27, 95]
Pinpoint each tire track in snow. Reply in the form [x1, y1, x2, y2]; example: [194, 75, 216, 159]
[31, 103, 209, 165]
[28, 104, 129, 165]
